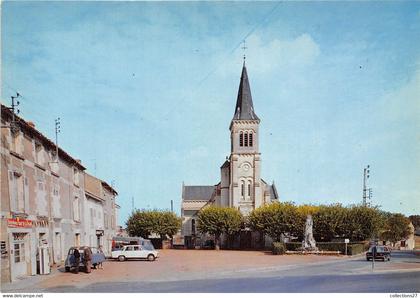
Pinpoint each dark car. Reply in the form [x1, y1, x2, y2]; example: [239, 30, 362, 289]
[65, 246, 106, 272]
[366, 245, 391, 261]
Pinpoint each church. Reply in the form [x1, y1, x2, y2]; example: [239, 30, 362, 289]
[181, 62, 279, 248]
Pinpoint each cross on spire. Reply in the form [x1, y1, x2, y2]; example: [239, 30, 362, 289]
[241, 39, 247, 64]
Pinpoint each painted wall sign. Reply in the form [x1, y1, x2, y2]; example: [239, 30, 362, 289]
[7, 218, 33, 228]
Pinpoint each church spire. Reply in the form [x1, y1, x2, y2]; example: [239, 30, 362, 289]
[232, 64, 259, 121]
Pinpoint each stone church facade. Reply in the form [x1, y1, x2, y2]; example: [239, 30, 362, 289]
[181, 63, 278, 249]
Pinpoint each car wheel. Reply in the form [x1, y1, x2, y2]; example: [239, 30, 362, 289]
[65, 266, 70, 272]
[147, 254, 155, 261]
[366, 258, 370, 261]
[388, 256, 391, 261]
[118, 255, 126, 262]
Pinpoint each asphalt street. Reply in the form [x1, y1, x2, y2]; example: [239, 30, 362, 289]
[43, 250, 420, 293]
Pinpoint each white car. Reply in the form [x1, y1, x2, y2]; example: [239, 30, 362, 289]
[111, 244, 158, 261]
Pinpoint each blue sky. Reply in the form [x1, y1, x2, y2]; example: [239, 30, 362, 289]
[2, 1, 419, 225]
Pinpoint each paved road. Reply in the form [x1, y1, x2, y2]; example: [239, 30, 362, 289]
[43, 250, 420, 293]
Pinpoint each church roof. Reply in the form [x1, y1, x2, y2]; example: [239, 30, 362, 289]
[220, 160, 230, 169]
[270, 182, 279, 201]
[183, 185, 216, 201]
[232, 63, 260, 121]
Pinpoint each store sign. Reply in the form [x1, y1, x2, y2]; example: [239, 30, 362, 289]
[7, 218, 32, 228]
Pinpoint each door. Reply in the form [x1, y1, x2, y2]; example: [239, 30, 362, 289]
[124, 246, 134, 258]
[54, 233, 61, 264]
[240, 231, 252, 249]
[75, 234, 81, 246]
[13, 240, 27, 278]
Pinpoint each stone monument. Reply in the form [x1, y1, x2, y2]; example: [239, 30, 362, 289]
[302, 214, 318, 251]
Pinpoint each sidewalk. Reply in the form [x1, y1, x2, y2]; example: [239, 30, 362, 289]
[1, 265, 61, 292]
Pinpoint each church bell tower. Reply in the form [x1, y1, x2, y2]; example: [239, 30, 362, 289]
[221, 62, 262, 215]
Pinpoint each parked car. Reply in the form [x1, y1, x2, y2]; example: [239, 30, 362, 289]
[366, 245, 391, 261]
[65, 246, 106, 272]
[111, 244, 158, 261]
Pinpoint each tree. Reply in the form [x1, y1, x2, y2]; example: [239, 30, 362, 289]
[248, 202, 300, 242]
[312, 204, 347, 242]
[197, 206, 243, 250]
[155, 211, 182, 239]
[126, 210, 181, 240]
[342, 205, 384, 241]
[381, 213, 411, 246]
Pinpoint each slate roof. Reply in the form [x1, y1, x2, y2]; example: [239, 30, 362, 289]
[220, 160, 230, 169]
[270, 182, 279, 200]
[232, 64, 260, 121]
[183, 185, 216, 201]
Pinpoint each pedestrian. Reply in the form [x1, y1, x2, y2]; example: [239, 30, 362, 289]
[84, 246, 92, 273]
[73, 248, 80, 274]
[98, 246, 104, 269]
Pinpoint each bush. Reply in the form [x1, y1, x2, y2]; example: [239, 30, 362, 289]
[285, 242, 302, 251]
[272, 242, 286, 255]
[348, 244, 365, 255]
[284, 242, 367, 255]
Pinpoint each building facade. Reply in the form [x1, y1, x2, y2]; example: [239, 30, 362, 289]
[1, 104, 118, 283]
[181, 63, 278, 248]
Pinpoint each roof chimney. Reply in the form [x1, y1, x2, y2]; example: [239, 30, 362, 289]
[27, 121, 35, 128]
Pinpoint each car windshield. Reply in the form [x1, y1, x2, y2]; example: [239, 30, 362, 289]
[69, 248, 84, 255]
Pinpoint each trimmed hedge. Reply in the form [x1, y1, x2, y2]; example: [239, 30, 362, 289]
[284, 242, 366, 255]
[272, 242, 286, 255]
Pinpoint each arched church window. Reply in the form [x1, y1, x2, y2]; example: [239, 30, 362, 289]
[249, 133, 253, 147]
[244, 132, 248, 147]
[248, 181, 252, 198]
[241, 180, 245, 197]
[239, 132, 244, 147]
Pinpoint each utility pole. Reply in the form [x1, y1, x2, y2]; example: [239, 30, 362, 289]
[54, 117, 61, 161]
[11, 93, 21, 133]
[131, 197, 134, 213]
[2, 93, 21, 131]
[363, 165, 372, 206]
[171, 200, 173, 213]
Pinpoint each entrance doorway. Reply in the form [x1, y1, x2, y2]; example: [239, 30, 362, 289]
[240, 231, 252, 249]
[75, 233, 81, 246]
[12, 233, 27, 278]
[54, 232, 61, 263]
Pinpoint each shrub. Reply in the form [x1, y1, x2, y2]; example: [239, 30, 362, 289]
[285, 242, 302, 251]
[284, 242, 367, 255]
[348, 244, 365, 255]
[272, 242, 286, 255]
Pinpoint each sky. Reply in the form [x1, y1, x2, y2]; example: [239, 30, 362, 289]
[2, 1, 419, 225]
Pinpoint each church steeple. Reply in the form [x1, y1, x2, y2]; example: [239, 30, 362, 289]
[232, 63, 260, 121]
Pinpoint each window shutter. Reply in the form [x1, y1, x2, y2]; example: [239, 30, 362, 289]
[8, 171, 17, 212]
[24, 176, 30, 213]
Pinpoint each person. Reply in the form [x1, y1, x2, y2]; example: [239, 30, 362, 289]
[73, 248, 80, 274]
[83, 246, 92, 273]
[97, 246, 104, 269]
